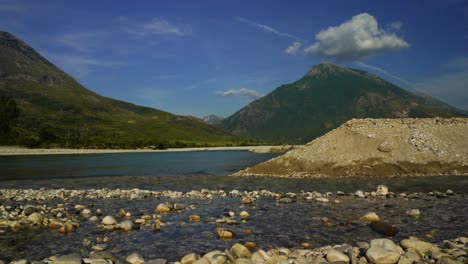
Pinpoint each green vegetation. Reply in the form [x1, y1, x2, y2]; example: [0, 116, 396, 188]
[0, 31, 250, 149]
[221, 62, 466, 144]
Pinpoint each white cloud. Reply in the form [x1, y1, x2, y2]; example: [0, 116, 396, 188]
[120, 17, 190, 37]
[45, 53, 123, 77]
[235, 16, 303, 41]
[355, 61, 415, 88]
[216, 88, 263, 100]
[285, 41, 302, 55]
[417, 57, 468, 110]
[304, 13, 409, 61]
[57, 31, 108, 53]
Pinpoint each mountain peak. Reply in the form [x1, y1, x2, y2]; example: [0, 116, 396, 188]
[305, 62, 348, 78]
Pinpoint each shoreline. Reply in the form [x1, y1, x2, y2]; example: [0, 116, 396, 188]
[0, 145, 284, 156]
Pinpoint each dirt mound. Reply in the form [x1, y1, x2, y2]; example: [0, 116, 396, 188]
[234, 118, 468, 177]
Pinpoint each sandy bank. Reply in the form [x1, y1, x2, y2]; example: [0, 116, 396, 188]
[0, 145, 287, 156]
[234, 118, 468, 177]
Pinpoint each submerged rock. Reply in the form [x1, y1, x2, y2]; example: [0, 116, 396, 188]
[370, 221, 399, 236]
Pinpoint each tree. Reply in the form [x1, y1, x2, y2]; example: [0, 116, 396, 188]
[0, 95, 20, 136]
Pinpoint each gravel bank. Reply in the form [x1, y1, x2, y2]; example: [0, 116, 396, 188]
[234, 118, 468, 177]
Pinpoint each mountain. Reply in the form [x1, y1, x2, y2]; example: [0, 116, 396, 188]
[221, 62, 466, 144]
[0, 31, 237, 148]
[202, 115, 223, 125]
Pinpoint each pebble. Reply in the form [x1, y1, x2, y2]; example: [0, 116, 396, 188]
[27, 212, 44, 225]
[239, 211, 250, 220]
[360, 212, 380, 223]
[119, 220, 133, 231]
[156, 203, 171, 213]
[189, 215, 201, 222]
[406, 209, 420, 217]
[101, 216, 117, 225]
[216, 227, 235, 239]
[125, 253, 145, 264]
[54, 253, 82, 264]
[376, 185, 389, 196]
[316, 197, 329, 203]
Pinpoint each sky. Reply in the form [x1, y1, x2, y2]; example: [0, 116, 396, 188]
[0, 0, 467, 117]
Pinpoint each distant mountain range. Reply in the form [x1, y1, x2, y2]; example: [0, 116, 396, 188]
[0, 31, 237, 148]
[202, 115, 223, 125]
[221, 62, 466, 144]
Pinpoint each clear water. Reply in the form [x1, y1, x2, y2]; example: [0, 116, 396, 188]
[0, 151, 467, 261]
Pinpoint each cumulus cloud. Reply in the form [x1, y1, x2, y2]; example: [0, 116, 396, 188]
[285, 41, 302, 55]
[120, 16, 191, 37]
[216, 88, 263, 100]
[304, 13, 409, 61]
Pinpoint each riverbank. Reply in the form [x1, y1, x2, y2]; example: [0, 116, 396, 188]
[0, 145, 292, 156]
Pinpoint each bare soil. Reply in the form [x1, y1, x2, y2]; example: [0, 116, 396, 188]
[234, 118, 468, 177]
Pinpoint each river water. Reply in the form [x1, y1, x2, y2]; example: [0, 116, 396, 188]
[0, 151, 467, 261]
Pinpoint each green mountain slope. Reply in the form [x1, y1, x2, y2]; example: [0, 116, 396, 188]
[221, 62, 466, 144]
[0, 31, 237, 148]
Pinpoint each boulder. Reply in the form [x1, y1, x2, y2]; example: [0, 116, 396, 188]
[125, 253, 144, 264]
[119, 220, 133, 231]
[181, 253, 199, 264]
[326, 249, 350, 263]
[28, 212, 44, 225]
[366, 239, 401, 264]
[231, 243, 252, 259]
[400, 237, 441, 256]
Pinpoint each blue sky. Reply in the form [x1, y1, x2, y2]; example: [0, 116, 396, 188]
[1, 0, 467, 117]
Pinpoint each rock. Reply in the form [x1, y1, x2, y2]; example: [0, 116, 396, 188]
[397, 251, 420, 264]
[360, 212, 380, 223]
[10, 260, 28, 264]
[89, 251, 117, 261]
[242, 197, 255, 204]
[401, 237, 441, 256]
[316, 197, 329, 203]
[251, 252, 265, 263]
[102, 216, 117, 225]
[192, 258, 210, 264]
[366, 239, 401, 264]
[376, 185, 389, 196]
[357, 242, 370, 250]
[436, 257, 461, 264]
[81, 209, 92, 216]
[92, 244, 108, 251]
[406, 209, 420, 217]
[89, 216, 99, 222]
[119, 220, 133, 231]
[244, 242, 257, 250]
[54, 253, 83, 264]
[370, 221, 399, 236]
[156, 203, 171, 213]
[49, 219, 64, 229]
[59, 222, 76, 233]
[378, 141, 395, 153]
[211, 255, 227, 264]
[125, 253, 144, 264]
[231, 243, 252, 259]
[189, 215, 201, 222]
[181, 253, 199, 264]
[216, 228, 234, 239]
[173, 203, 185, 210]
[203, 251, 224, 260]
[234, 259, 253, 264]
[239, 211, 250, 220]
[23, 206, 36, 215]
[115, 209, 126, 218]
[146, 259, 167, 264]
[326, 249, 350, 263]
[277, 198, 292, 204]
[28, 212, 44, 225]
[355, 191, 366, 198]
